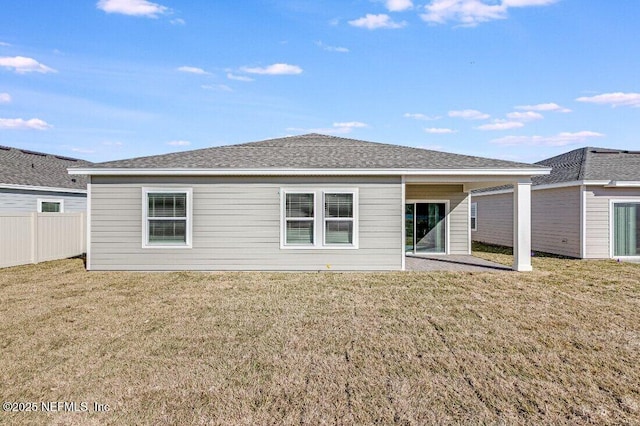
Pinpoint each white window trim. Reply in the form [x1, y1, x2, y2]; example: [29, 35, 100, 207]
[37, 198, 64, 213]
[282, 191, 316, 247]
[609, 199, 640, 259]
[405, 199, 450, 256]
[142, 187, 193, 249]
[280, 188, 359, 250]
[470, 202, 477, 231]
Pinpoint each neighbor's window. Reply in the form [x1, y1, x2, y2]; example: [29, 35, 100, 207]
[470, 202, 477, 231]
[144, 189, 191, 247]
[324, 193, 354, 245]
[38, 199, 63, 213]
[285, 193, 315, 245]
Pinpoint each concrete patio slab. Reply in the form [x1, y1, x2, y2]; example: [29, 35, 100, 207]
[405, 255, 511, 272]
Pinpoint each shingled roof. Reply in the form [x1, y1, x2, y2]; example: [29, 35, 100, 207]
[0, 145, 90, 190]
[534, 147, 640, 185]
[76, 134, 543, 171]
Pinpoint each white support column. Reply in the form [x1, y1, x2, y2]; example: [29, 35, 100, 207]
[513, 181, 533, 272]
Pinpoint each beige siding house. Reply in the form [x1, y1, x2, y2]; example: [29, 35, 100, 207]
[472, 147, 640, 259]
[70, 134, 549, 271]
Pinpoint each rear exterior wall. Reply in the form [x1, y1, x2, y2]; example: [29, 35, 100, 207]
[89, 176, 403, 271]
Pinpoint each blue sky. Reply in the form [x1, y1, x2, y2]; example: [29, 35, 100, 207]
[0, 0, 639, 164]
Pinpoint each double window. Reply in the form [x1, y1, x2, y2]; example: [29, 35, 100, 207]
[282, 189, 358, 249]
[143, 188, 192, 248]
[470, 202, 477, 231]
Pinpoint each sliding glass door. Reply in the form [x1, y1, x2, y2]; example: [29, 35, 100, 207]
[405, 202, 446, 254]
[613, 202, 640, 257]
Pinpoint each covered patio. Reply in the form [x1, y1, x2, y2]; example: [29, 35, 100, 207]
[405, 254, 511, 272]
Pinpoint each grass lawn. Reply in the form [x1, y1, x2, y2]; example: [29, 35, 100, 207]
[1, 250, 639, 425]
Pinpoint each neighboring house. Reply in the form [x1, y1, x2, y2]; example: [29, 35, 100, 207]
[472, 147, 640, 259]
[69, 134, 549, 272]
[0, 145, 90, 212]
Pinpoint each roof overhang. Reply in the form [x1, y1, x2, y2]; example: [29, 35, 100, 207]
[0, 183, 87, 194]
[472, 179, 639, 197]
[68, 167, 551, 177]
[604, 181, 640, 188]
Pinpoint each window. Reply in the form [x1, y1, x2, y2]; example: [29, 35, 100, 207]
[324, 193, 354, 245]
[143, 188, 192, 248]
[281, 189, 358, 249]
[38, 199, 63, 213]
[285, 193, 315, 245]
[470, 202, 477, 231]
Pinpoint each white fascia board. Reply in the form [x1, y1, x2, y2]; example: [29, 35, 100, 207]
[472, 179, 612, 197]
[68, 167, 551, 177]
[0, 183, 87, 194]
[604, 181, 640, 187]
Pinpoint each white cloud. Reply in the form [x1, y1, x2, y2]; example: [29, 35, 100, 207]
[0, 56, 56, 74]
[386, 0, 414, 12]
[69, 147, 96, 154]
[201, 84, 232, 92]
[0, 93, 11, 103]
[425, 127, 457, 134]
[102, 141, 123, 146]
[476, 120, 524, 131]
[240, 63, 303, 75]
[333, 121, 368, 129]
[576, 92, 640, 108]
[177, 66, 209, 75]
[421, 0, 557, 27]
[515, 102, 571, 113]
[404, 112, 440, 121]
[348, 14, 407, 29]
[167, 140, 191, 146]
[227, 73, 254, 82]
[0, 118, 52, 130]
[491, 131, 604, 147]
[96, 0, 169, 18]
[505, 111, 544, 121]
[288, 121, 368, 135]
[315, 41, 349, 53]
[170, 18, 185, 25]
[448, 109, 490, 120]
[0, 41, 10, 46]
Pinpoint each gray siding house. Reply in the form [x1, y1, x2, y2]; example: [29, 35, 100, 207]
[69, 134, 549, 271]
[0, 145, 89, 213]
[472, 147, 640, 259]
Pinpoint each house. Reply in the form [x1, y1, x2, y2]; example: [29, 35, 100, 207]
[472, 147, 640, 259]
[68, 134, 550, 272]
[0, 145, 90, 213]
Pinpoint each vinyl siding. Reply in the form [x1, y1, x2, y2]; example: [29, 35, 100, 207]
[472, 187, 581, 258]
[0, 188, 86, 212]
[584, 186, 640, 259]
[405, 184, 469, 255]
[471, 192, 513, 248]
[90, 176, 403, 271]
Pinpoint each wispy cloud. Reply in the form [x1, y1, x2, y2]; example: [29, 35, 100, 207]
[227, 73, 254, 82]
[0, 118, 52, 130]
[476, 120, 524, 131]
[177, 66, 209, 75]
[96, 0, 169, 18]
[0, 56, 56, 74]
[514, 102, 571, 113]
[315, 41, 349, 53]
[576, 92, 640, 108]
[425, 127, 457, 134]
[102, 141, 123, 146]
[0, 41, 11, 47]
[421, 0, 557, 27]
[170, 18, 185, 25]
[201, 84, 232, 92]
[404, 112, 440, 121]
[505, 111, 544, 121]
[287, 121, 368, 135]
[448, 109, 490, 120]
[0, 93, 11, 103]
[491, 131, 604, 147]
[386, 0, 414, 12]
[240, 63, 303, 75]
[166, 140, 191, 146]
[349, 14, 407, 29]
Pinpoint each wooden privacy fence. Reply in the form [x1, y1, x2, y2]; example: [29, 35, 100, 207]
[0, 212, 86, 268]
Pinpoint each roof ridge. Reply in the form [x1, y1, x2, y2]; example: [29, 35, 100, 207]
[0, 144, 89, 162]
[576, 147, 588, 181]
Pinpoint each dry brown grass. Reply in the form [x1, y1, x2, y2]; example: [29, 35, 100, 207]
[1, 253, 639, 425]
